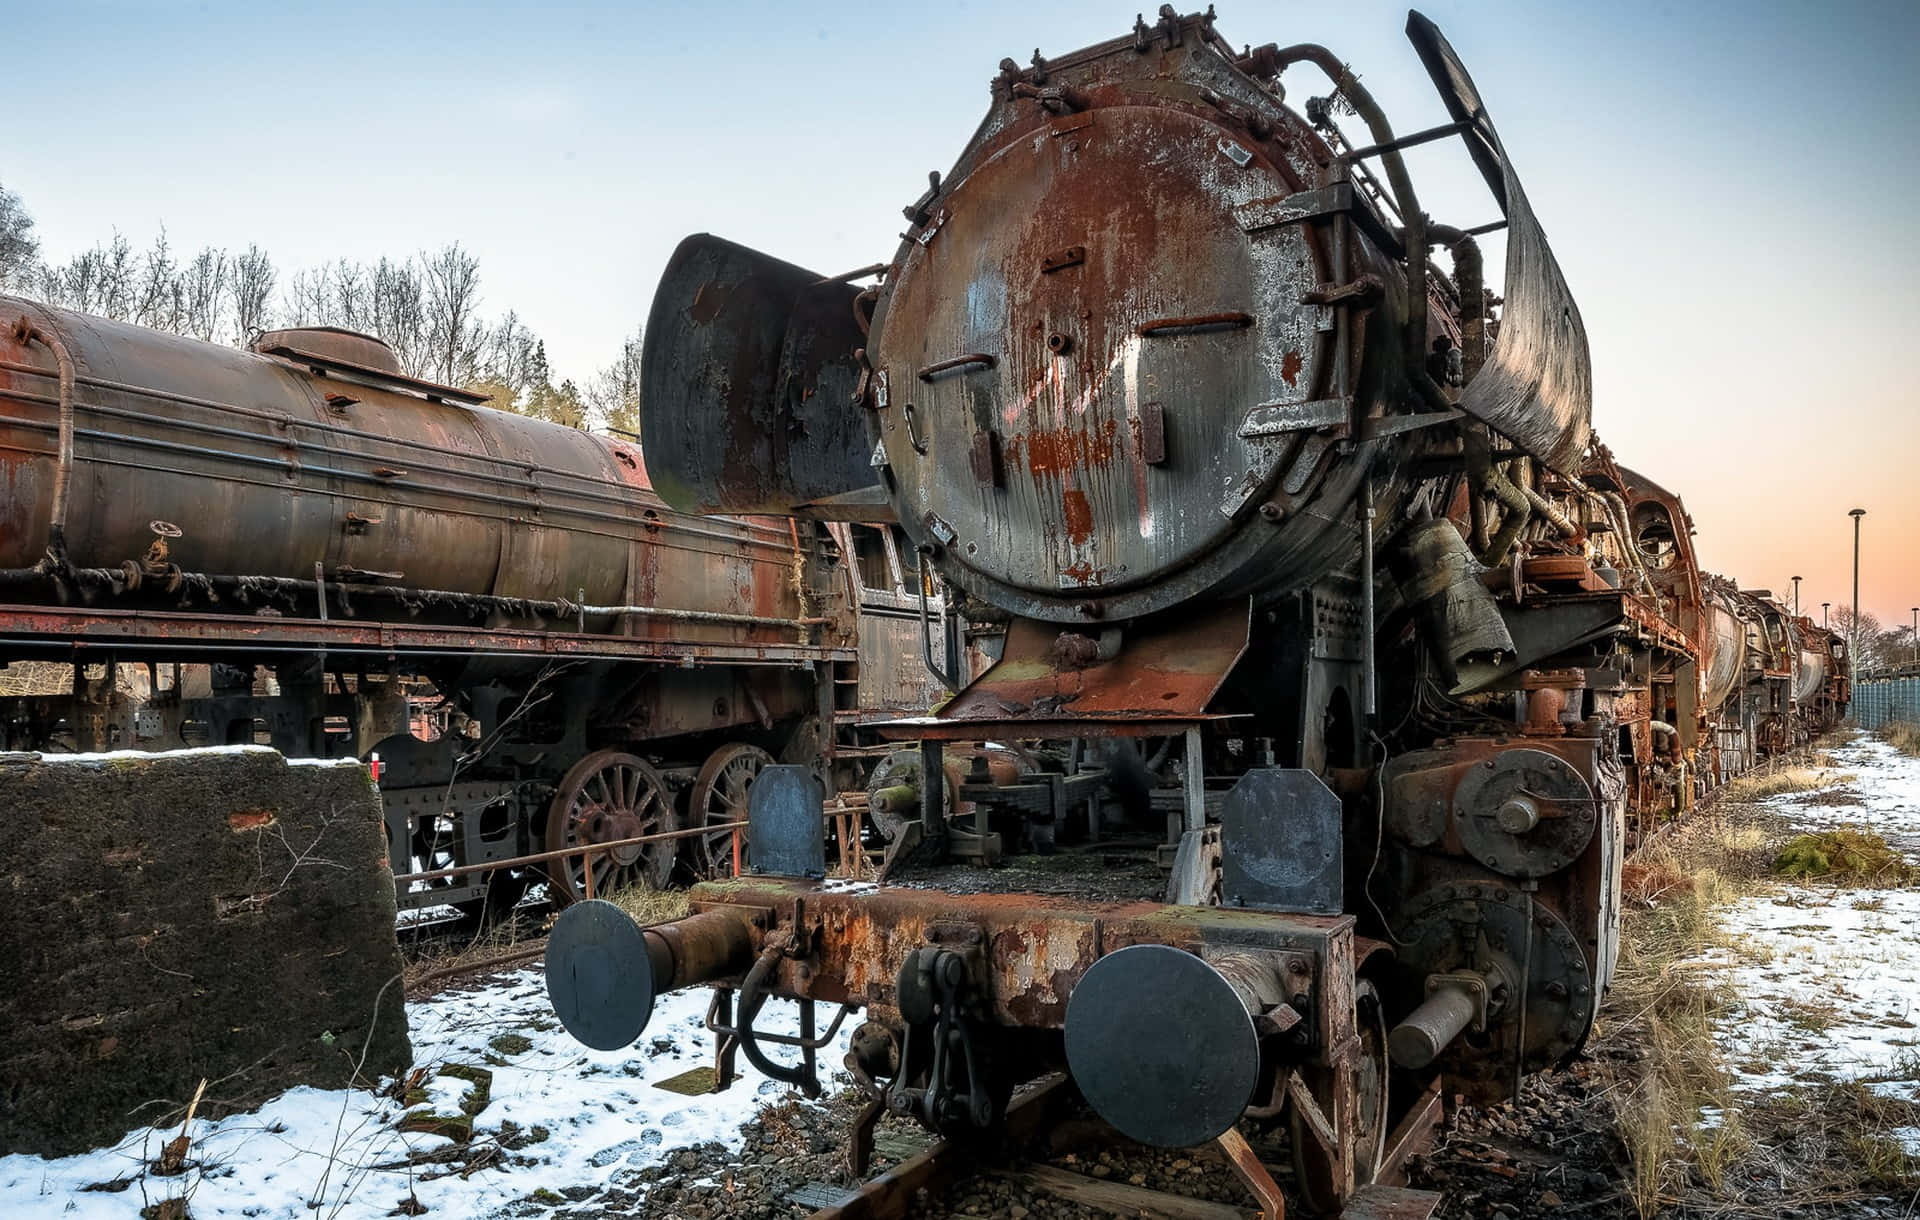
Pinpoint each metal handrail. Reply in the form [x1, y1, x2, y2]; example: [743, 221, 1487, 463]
[392, 819, 747, 884]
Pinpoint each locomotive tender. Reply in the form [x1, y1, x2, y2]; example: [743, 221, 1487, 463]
[0, 300, 953, 917]
[545, 7, 1848, 1215]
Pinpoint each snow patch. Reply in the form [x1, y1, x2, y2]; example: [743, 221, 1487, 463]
[2, 970, 852, 1218]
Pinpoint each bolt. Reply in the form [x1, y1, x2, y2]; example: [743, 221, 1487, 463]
[1287, 957, 1311, 977]
[1047, 332, 1072, 355]
[1544, 980, 1569, 1000]
[1258, 501, 1284, 522]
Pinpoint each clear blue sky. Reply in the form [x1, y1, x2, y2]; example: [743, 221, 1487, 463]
[10, 1, 1919, 624]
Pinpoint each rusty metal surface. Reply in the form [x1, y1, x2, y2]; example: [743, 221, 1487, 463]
[866, 26, 1426, 625]
[0, 603, 853, 666]
[688, 874, 1352, 1038]
[924, 599, 1249, 727]
[0, 295, 850, 653]
[640, 236, 879, 517]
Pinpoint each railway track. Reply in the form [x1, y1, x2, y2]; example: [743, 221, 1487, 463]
[786, 1076, 1440, 1220]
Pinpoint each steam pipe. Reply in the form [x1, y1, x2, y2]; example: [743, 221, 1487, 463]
[14, 315, 76, 565]
[1465, 430, 1531, 566]
[0, 562, 828, 634]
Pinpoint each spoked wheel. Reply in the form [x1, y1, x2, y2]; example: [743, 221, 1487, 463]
[1292, 979, 1390, 1214]
[686, 743, 773, 879]
[544, 749, 675, 903]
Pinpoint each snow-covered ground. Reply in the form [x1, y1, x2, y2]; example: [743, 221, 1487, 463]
[1693, 731, 1920, 1149]
[3, 969, 850, 1218]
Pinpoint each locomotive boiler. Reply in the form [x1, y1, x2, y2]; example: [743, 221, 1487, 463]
[542, 7, 1843, 1214]
[0, 300, 957, 917]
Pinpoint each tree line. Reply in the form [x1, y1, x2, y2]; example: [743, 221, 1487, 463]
[0, 180, 640, 435]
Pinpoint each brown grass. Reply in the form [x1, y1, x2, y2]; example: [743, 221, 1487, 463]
[1880, 722, 1920, 758]
[1602, 820, 1756, 1216]
[605, 884, 692, 928]
[1721, 765, 1852, 805]
[1603, 760, 1920, 1214]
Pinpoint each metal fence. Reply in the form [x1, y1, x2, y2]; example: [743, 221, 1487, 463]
[1851, 677, 1920, 730]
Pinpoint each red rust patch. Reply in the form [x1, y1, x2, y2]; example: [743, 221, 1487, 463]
[227, 809, 275, 832]
[1057, 560, 1102, 586]
[1281, 350, 1304, 386]
[687, 280, 733, 325]
[1013, 418, 1119, 477]
[1061, 489, 1094, 545]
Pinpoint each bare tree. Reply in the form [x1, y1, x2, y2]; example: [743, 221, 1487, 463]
[230, 245, 277, 344]
[180, 248, 230, 342]
[132, 229, 183, 333]
[420, 243, 483, 385]
[586, 327, 643, 436]
[370, 258, 426, 375]
[0, 181, 39, 291]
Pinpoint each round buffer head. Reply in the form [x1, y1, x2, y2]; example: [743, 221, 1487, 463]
[1064, 943, 1261, 1148]
[545, 899, 656, 1051]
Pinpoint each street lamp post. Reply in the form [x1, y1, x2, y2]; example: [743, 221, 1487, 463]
[1850, 508, 1866, 672]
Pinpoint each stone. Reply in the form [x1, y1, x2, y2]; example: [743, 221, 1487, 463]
[0, 749, 410, 1156]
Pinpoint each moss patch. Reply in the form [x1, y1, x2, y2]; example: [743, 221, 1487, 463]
[1772, 828, 1918, 884]
[487, 1033, 533, 1057]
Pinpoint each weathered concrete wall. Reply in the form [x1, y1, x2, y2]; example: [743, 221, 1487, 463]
[0, 746, 412, 1157]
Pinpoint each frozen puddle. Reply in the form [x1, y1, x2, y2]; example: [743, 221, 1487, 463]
[1694, 732, 1920, 1152]
[3, 969, 850, 1218]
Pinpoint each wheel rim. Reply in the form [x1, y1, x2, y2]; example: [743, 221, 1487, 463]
[544, 750, 673, 902]
[1291, 979, 1390, 1213]
[688, 744, 773, 879]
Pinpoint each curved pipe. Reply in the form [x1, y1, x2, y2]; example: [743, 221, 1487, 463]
[1465, 430, 1530, 567]
[14, 315, 76, 565]
[1427, 223, 1486, 382]
[735, 942, 823, 1096]
[1513, 458, 1578, 539]
[1271, 44, 1427, 368]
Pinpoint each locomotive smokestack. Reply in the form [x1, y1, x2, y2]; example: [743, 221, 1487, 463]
[544, 901, 756, 1051]
[1064, 944, 1291, 1148]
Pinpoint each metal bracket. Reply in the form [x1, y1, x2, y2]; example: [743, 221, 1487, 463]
[1239, 397, 1351, 439]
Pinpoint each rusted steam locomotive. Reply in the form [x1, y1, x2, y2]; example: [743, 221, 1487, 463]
[542, 7, 1849, 1214]
[0, 300, 961, 919]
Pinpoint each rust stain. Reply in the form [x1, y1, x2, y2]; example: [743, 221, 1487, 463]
[1010, 418, 1119, 477]
[687, 280, 733, 325]
[227, 809, 275, 832]
[1281, 349, 1303, 386]
[1061, 489, 1094, 545]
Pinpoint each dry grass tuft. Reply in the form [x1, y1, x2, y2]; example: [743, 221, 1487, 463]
[1880, 721, 1920, 758]
[1773, 827, 1919, 885]
[1721, 766, 1851, 804]
[605, 884, 692, 928]
[403, 915, 542, 992]
[1603, 821, 1755, 1216]
[1603, 754, 1920, 1214]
